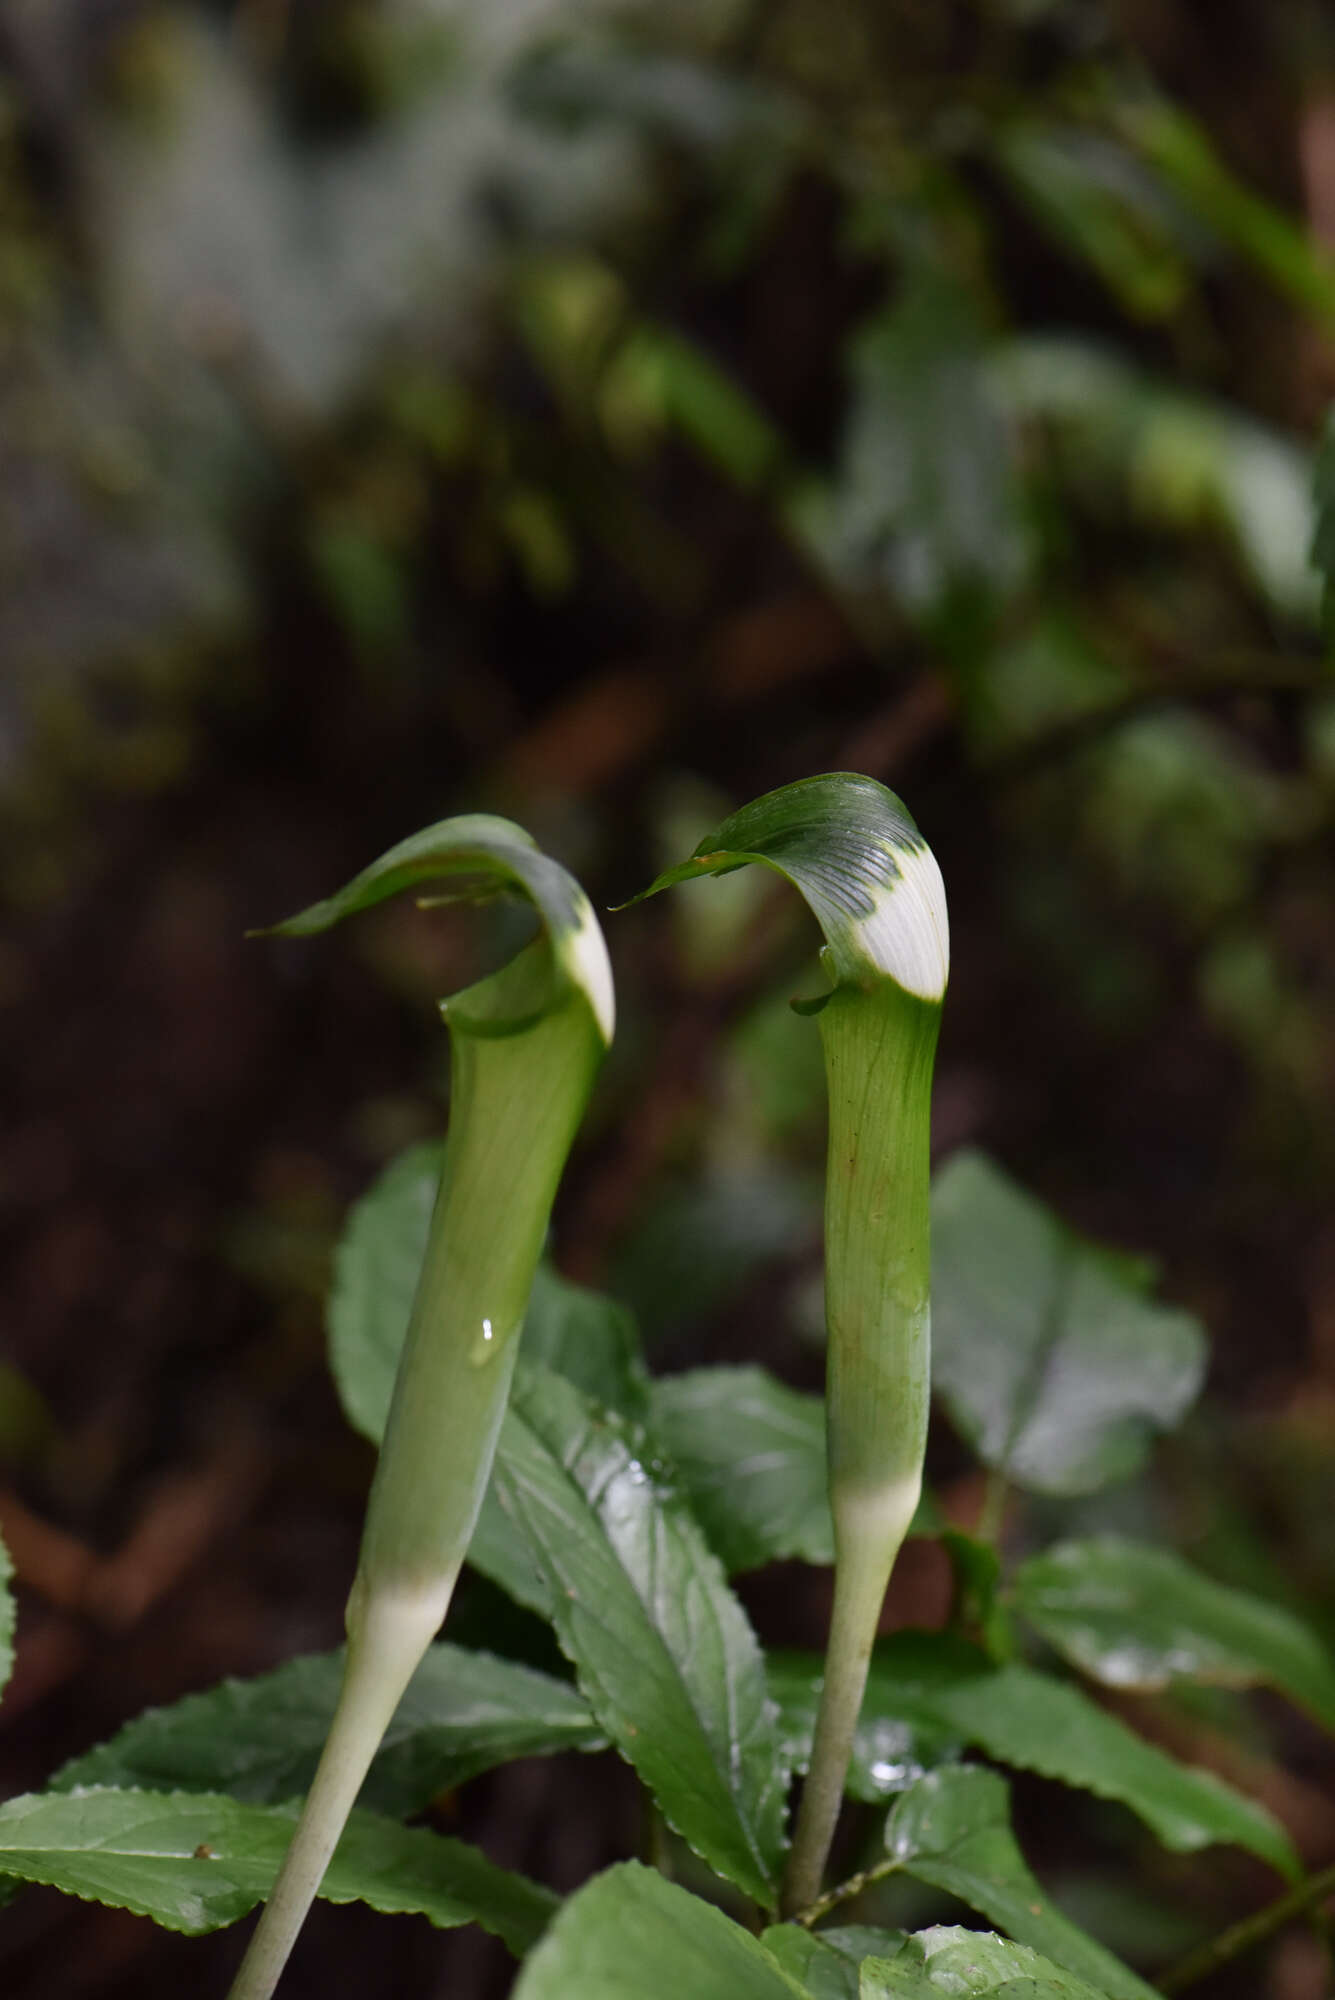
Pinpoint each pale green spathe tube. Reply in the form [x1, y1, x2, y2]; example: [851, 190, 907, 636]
[228, 818, 613, 2000]
[635, 773, 947, 1917]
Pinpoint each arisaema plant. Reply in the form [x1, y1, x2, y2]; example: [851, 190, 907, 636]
[11, 774, 1318, 2000]
[634, 772, 948, 1913]
[226, 817, 614, 2000]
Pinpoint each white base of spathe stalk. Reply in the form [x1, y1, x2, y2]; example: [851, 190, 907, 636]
[781, 1477, 920, 1918]
[226, 1579, 455, 2000]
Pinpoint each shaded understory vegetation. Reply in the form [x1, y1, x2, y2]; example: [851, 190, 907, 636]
[3, 2, 1335, 1995]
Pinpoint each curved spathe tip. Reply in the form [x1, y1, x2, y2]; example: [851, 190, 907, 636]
[255, 813, 615, 1045]
[633, 771, 949, 1005]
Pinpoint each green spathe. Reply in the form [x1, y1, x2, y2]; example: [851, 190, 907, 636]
[634, 773, 947, 1916]
[265, 812, 614, 1043]
[227, 815, 612, 2000]
[638, 773, 948, 1001]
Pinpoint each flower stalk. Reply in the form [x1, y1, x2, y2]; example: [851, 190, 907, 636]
[788, 974, 940, 1914]
[227, 818, 613, 2000]
[634, 773, 947, 1917]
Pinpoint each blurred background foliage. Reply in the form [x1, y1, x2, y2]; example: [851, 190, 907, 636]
[3, 0, 1335, 1994]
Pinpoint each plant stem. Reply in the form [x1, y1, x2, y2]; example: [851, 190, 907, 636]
[781, 983, 937, 1919]
[636, 781, 946, 1926]
[641, 1794, 674, 1882]
[1156, 1861, 1335, 1995]
[226, 1585, 449, 2000]
[226, 930, 605, 2000]
[782, 1528, 905, 1916]
[794, 1855, 902, 1931]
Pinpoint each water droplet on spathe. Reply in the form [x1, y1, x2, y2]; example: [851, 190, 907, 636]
[469, 1316, 500, 1366]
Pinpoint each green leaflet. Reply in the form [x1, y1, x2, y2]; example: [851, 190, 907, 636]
[52, 1644, 604, 1814]
[517, 1263, 650, 1421]
[491, 1365, 789, 1908]
[513, 1863, 809, 2000]
[327, 1140, 445, 1449]
[769, 1655, 964, 1806]
[0, 1788, 555, 1954]
[650, 1366, 835, 1571]
[930, 1151, 1206, 1495]
[770, 1634, 1297, 1879]
[860, 1926, 1116, 2000]
[612, 1162, 817, 1346]
[879, 1768, 1156, 2000]
[650, 1367, 940, 1574]
[1015, 1537, 1335, 1733]
[764, 1928, 909, 2000]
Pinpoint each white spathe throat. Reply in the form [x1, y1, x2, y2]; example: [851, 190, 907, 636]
[566, 895, 617, 1045]
[851, 845, 949, 1001]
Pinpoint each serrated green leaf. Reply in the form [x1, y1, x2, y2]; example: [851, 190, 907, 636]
[491, 1365, 789, 1906]
[764, 1924, 907, 1999]
[769, 1654, 965, 1804]
[520, 1262, 650, 1422]
[650, 1367, 945, 1576]
[771, 1634, 1297, 1878]
[328, 1140, 444, 1447]
[464, 1469, 555, 1620]
[880, 1768, 1156, 2000]
[613, 1163, 817, 1344]
[651, 1366, 835, 1571]
[931, 1152, 1206, 1496]
[513, 1862, 808, 2000]
[861, 1925, 1115, 1999]
[0, 1788, 554, 1952]
[0, 1526, 13, 1702]
[51, 1644, 603, 1814]
[942, 1531, 1012, 1659]
[1015, 1537, 1335, 1733]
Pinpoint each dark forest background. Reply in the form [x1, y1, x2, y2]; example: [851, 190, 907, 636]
[3, 2, 1335, 1995]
